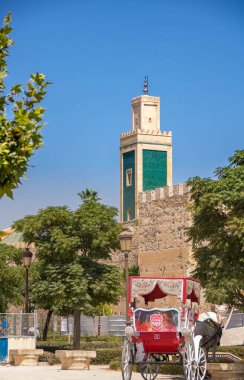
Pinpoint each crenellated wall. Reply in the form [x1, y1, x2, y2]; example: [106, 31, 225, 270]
[138, 183, 188, 203]
[135, 183, 194, 278]
[120, 129, 172, 138]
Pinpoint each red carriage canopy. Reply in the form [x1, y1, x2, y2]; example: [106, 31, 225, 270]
[129, 276, 201, 304]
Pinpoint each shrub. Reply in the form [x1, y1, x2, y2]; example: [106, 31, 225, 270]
[159, 364, 183, 375]
[38, 338, 122, 352]
[39, 334, 122, 344]
[37, 341, 72, 353]
[84, 335, 122, 343]
[84, 336, 93, 342]
[213, 346, 244, 360]
[109, 359, 121, 371]
[38, 352, 60, 366]
[80, 341, 121, 350]
[110, 361, 183, 375]
[44, 333, 71, 342]
[91, 349, 121, 365]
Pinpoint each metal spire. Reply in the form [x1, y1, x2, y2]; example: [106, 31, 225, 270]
[143, 75, 149, 95]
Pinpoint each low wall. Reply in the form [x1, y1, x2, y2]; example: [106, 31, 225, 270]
[8, 337, 35, 362]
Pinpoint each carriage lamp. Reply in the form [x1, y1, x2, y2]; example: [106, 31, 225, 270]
[22, 248, 33, 313]
[119, 229, 133, 326]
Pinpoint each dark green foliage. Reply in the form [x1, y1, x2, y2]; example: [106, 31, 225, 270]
[37, 339, 122, 352]
[123, 264, 140, 282]
[37, 340, 122, 365]
[0, 13, 51, 198]
[73, 200, 121, 260]
[14, 192, 123, 343]
[187, 150, 244, 309]
[37, 341, 72, 353]
[41, 348, 122, 366]
[129, 264, 140, 276]
[0, 243, 24, 311]
[91, 348, 121, 365]
[37, 334, 122, 344]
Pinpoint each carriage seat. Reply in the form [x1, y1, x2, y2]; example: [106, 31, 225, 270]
[133, 308, 182, 354]
[133, 308, 179, 333]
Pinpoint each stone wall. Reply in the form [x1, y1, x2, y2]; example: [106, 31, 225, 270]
[135, 183, 194, 277]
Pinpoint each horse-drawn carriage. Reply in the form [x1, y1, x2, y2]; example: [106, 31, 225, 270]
[122, 276, 221, 380]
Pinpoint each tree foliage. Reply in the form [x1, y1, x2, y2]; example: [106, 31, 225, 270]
[14, 192, 122, 346]
[0, 13, 51, 198]
[0, 243, 24, 312]
[187, 150, 244, 310]
[78, 188, 101, 202]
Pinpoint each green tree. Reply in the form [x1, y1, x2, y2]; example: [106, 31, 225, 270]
[0, 13, 51, 199]
[0, 243, 24, 311]
[187, 150, 244, 310]
[14, 192, 122, 347]
[78, 188, 101, 202]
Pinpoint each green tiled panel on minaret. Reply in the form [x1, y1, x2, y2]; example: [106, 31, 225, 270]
[123, 150, 135, 221]
[143, 149, 167, 191]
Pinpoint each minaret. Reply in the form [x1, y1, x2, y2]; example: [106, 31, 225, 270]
[120, 78, 172, 222]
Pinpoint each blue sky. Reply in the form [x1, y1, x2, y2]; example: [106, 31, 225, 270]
[0, 0, 243, 229]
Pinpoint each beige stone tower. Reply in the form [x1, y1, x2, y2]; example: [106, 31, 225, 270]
[120, 92, 172, 222]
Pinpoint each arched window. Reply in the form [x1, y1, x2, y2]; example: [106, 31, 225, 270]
[126, 168, 132, 186]
[127, 209, 131, 221]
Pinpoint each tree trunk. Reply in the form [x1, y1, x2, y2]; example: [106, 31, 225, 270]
[73, 310, 81, 350]
[42, 309, 53, 341]
[98, 315, 101, 336]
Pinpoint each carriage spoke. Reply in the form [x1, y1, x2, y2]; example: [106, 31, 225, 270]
[183, 341, 207, 380]
[140, 359, 159, 380]
[121, 338, 133, 380]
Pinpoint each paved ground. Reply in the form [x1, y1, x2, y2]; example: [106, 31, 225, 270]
[0, 365, 184, 380]
[226, 313, 244, 329]
[221, 326, 244, 346]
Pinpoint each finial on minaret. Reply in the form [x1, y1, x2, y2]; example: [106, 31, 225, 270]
[143, 75, 149, 94]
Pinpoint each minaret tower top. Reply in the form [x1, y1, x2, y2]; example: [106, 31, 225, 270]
[131, 76, 160, 133]
[120, 80, 172, 222]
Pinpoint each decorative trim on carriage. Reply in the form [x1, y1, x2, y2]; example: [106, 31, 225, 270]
[130, 277, 201, 304]
[131, 278, 183, 301]
[186, 280, 201, 299]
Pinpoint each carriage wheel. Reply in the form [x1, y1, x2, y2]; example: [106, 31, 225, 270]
[122, 338, 133, 380]
[183, 341, 195, 380]
[192, 346, 207, 380]
[140, 359, 159, 380]
[183, 342, 207, 380]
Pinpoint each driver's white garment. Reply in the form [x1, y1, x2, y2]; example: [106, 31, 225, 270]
[198, 311, 218, 323]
